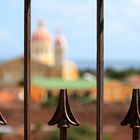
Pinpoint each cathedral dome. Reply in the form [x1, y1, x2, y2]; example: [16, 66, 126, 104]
[55, 35, 67, 46]
[32, 20, 52, 42]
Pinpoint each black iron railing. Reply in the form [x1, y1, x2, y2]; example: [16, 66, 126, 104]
[0, 113, 7, 125]
[48, 89, 79, 140]
[1, 0, 139, 140]
[96, 0, 104, 139]
[6, 0, 105, 140]
[24, 0, 31, 140]
[47, 0, 105, 140]
[8, 0, 140, 139]
[121, 89, 140, 140]
[0, 112, 7, 140]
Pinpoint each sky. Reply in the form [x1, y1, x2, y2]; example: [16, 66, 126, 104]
[0, 0, 140, 62]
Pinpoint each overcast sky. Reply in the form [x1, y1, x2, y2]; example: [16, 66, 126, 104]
[0, 0, 140, 62]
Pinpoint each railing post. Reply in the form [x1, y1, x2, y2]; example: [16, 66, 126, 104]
[96, 0, 104, 139]
[48, 89, 79, 140]
[121, 89, 140, 140]
[24, 0, 31, 140]
[0, 113, 7, 125]
[0, 113, 7, 140]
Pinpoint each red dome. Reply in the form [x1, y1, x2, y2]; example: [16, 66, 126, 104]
[32, 20, 52, 42]
[55, 35, 67, 46]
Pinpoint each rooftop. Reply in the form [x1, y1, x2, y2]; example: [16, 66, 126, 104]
[32, 77, 95, 89]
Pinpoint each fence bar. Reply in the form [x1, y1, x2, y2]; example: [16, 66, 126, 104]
[133, 128, 140, 140]
[24, 0, 31, 140]
[0, 113, 7, 125]
[48, 89, 79, 140]
[121, 89, 140, 140]
[96, 0, 104, 140]
[60, 128, 67, 140]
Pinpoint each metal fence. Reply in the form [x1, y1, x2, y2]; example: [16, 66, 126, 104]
[1, 0, 139, 140]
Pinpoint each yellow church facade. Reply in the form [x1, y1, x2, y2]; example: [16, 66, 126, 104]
[0, 20, 79, 86]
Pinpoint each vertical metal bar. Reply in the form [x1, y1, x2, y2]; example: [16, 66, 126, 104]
[24, 0, 31, 140]
[133, 128, 140, 140]
[121, 89, 140, 140]
[60, 128, 67, 140]
[48, 89, 79, 140]
[96, 0, 104, 140]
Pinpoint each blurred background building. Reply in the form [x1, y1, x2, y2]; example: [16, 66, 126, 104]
[0, 20, 79, 86]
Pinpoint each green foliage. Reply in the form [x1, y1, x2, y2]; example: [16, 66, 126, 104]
[78, 96, 95, 104]
[34, 122, 43, 131]
[18, 79, 24, 86]
[45, 125, 110, 140]
[105, 68, 140, 79]
[41, 95, 58, 108]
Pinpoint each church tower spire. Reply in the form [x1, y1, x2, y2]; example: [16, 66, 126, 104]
[54, 31, 67, 76]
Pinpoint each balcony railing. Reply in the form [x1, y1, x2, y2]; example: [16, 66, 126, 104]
[1, 0, 139, 140]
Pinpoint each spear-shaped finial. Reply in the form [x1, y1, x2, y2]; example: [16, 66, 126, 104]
[121, 89, 140, 140]
[0, 113, 7, 125]
[48, 89, 79, 140]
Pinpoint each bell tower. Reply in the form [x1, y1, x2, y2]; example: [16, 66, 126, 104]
[54, 34, 67, 76]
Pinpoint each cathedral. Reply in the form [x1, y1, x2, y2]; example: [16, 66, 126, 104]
[0, 20, 79, 86]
